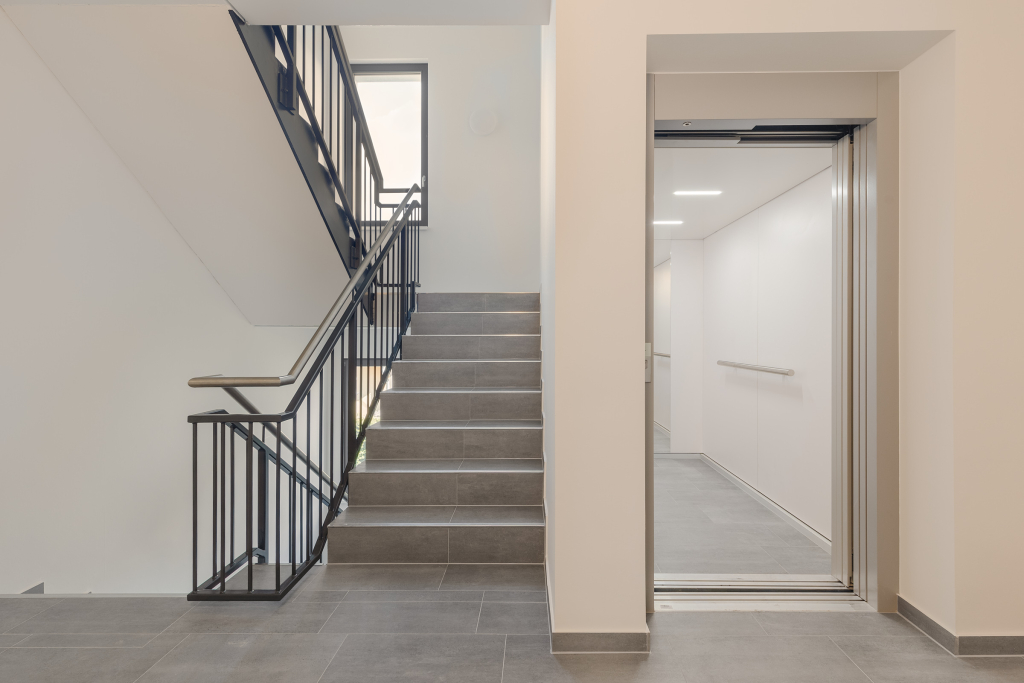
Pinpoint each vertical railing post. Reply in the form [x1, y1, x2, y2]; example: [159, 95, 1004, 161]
[400, 224, 409, 327]
[192, 423, 198, 594]
[257, 441, 268, 564]
[346, 314, 359, 470]
[246, 422, 254, 592]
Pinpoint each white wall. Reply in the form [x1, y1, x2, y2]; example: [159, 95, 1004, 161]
[703, 169, 833, 538]
[340, 25, 541, 294]
[652, 260, 671, 431]
[669, 240, 703, 453]
[0, 9, 310, 594]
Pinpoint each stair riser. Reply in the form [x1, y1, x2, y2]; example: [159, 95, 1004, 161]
[366, 428, 542, 460]
[417, 293, 540, 313]
[380, 393, 541, 421]
[349, 472, 543, 506]
[328, 526, 544, 563]
[402, 335, 540, 360]
[411, 312, 540, 335]
[392, 361, 540, 388]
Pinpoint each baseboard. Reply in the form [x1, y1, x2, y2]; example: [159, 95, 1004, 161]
[550, 631, 650, 654]
[898, 596, 1024, 656]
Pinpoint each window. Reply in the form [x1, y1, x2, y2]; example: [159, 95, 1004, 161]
[352, 63, 428, 223]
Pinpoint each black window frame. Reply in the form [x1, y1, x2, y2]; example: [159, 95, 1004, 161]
[351, 63, 428, 225]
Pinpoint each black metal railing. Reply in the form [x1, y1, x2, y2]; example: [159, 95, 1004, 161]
[187, 186, 420, 601]
[232, 13, 424, 270]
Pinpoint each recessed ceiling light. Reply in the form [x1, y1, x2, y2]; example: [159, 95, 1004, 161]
[653, 220, 683, 225]
[674, 190, 722, 196]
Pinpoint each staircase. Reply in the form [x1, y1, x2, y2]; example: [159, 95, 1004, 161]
[328, 292, 544, 567]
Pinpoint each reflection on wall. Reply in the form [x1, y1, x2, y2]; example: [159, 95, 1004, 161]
[653, 258, 671, 432]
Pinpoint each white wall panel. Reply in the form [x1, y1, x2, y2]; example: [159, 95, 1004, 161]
[653, 260, 671, 431]
[755, 169, 833, 538]
[669, 240, 703, 453]
[702, 211, 759, 484]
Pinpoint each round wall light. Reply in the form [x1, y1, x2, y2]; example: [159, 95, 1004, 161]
[469, 108, 499, 136]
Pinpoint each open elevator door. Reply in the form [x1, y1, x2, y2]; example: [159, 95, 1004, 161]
[649, 119, 866, 606]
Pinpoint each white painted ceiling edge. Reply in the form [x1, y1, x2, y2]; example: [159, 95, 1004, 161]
[647, 30, 952, 73]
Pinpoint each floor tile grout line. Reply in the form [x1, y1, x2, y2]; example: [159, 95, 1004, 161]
[828, 634, 879, 683]
[128, 631, 190, 683]
[315, 633, 348, 683]
[475, 596, 485, 634]
[317, 602, 343, 635]
[1, 597, 67, 635]
[499, 634, 508, 683]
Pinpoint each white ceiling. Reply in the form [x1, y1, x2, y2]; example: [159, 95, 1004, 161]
[647, 31, 951, 73]
[653, 147, 832, 240]
[6, 4, 349, 326]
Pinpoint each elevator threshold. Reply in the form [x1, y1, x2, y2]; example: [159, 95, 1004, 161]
[654, 573, 866, 611]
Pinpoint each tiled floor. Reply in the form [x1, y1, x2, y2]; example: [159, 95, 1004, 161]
[655, 456, 832, 575]
[2, 565, 1022, 682]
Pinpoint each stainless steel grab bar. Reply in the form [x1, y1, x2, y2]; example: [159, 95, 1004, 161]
[189, 185, 421, 388]
[717, 360, 794, 376]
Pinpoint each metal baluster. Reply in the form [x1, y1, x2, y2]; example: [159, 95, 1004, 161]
[230, 432, 235, 570]
[212, 425, 217, 583]
[306, 395, 311, 560]
[246, 422, 253, 592]
[276, 419, 280, 589]
[192, 424, 198, 593]
[220, 423, 226, 591]
[292, 417, 297, 575]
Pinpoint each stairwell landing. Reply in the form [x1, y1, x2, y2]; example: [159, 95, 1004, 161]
[327, 293, 544, 584]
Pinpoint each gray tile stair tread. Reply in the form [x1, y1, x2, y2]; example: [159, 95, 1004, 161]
[352, 459, 543, 473]
[368, 420, 542, 430]
[332, 506, 544, 527]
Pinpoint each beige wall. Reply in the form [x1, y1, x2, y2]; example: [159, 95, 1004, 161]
[546, 0, 1024, 638]
[899, 35, 957, 633]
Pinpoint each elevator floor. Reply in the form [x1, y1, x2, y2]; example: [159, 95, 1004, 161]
[654, 456, 831, 575]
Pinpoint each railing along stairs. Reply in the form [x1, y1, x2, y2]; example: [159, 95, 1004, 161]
[185, 14, 422, 600]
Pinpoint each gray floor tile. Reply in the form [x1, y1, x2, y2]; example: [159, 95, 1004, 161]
[0, 598, 64, 633]
[8, 598, 191, 634]
[302, 564, 447, 591]
[761, 545, 833, 574]
[0, 632, 186, 683]
[450, 505, 544, 524]
[137, 633, 344, 683]
[165, 601, 338, 634]
[0, 634, 28, 648]
[321, 601, 483, 634]
[320, 632, 506, 683]
[502, 635, 652, 683]
[13, 633, 156, 648]
[754, 612, 920, 636]
[649, 634, 872, 682]
[647, 611, 767, 636]
[477, 602, 549, 635]
[963, 657, 1024, 682]
[831, 635, 992, 682]
[440, 564, 546, 591]
[341, 590, 483, 602]
[292, 590, 348, 603]
[484, 591, 547, 603]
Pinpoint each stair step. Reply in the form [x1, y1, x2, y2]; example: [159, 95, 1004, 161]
[392, 360, 540, 388]
[379, 388, 541, 421]
[417, 293, 539, 313]
[349, 459, 543, 506]
[366, 420, 542, 460]
[410, 312, 540, 335]
[327, 505, 544, 564]
[402, 334, 540, 360]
